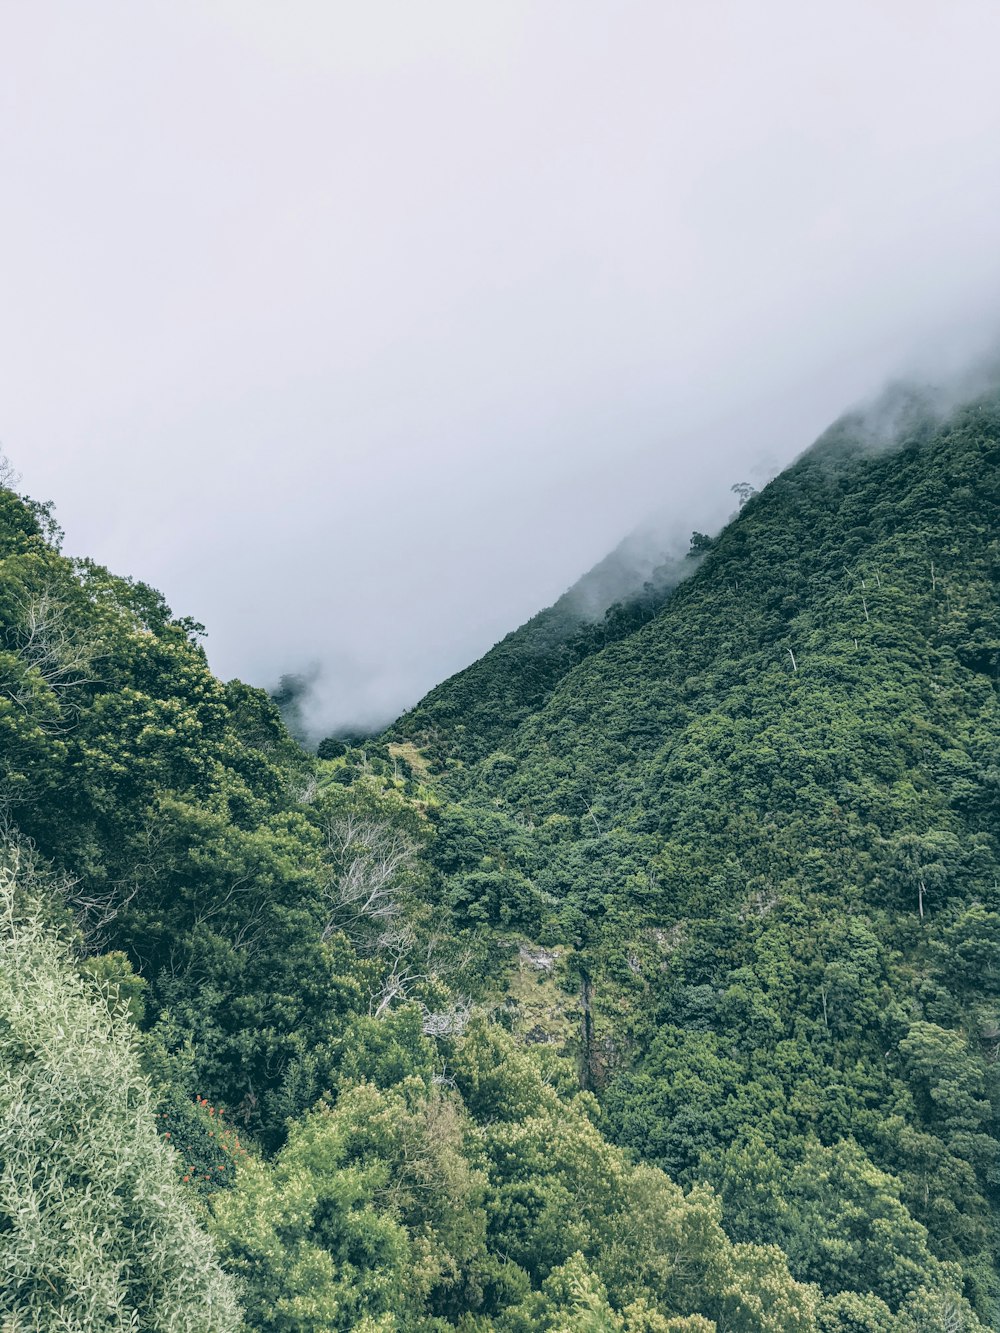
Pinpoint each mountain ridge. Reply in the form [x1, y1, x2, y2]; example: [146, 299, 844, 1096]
[375, 379, 1000, 1319]
[2, 374, 1000, 1328]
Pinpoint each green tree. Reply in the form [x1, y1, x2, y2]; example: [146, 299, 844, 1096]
[0, 854, 239, 1332]
[211, 1080, 489, 1331]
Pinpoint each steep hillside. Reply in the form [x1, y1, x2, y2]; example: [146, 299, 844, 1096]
[3, 377, 999, 1329]
[386, 531, 692, 767]
[396, 384, 1000, 1320]
[3, 468, 917, 1330]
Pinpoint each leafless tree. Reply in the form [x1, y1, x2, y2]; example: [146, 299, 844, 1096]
[13, 589, 97, 688]
[0, 830, 82, 936]
[0, 449, 19, 490]
[67, 877, 140, 948]
[320, 803, 475, 1019]
[3, 588, 100, 729]
[66, 811, 172, 949]
[421, 996, 473, 1037]
[368, 924, 433, 1017]
[320, 810, 415, 943]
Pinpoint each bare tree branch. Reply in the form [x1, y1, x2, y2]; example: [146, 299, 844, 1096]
[320, 811, 415, 943]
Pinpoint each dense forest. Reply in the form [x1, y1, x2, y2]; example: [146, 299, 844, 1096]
[2, 379, 999, 1330]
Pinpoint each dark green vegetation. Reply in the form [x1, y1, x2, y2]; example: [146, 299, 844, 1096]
[2, 380, 999, 1329]
[388, 534, 691, 766]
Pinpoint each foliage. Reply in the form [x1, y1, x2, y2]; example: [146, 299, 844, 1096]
[4, 382, 1000, 1326]
[387, 550, 691, 767]
[0, 852, 240, 1331]
[156, 1092, 251, 1201]
[213, 1023, 819, 1330]
[380, 383, 1000, 1322]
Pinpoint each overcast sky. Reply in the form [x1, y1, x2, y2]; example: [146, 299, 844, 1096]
[3, 2, 1000, 735]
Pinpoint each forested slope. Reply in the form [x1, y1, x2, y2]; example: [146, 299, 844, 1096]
[0, 465, 888, 1331]
[2, 378, 999, 1330]
[393, 384, 1000, 1322]
[386, 532, 691, 766]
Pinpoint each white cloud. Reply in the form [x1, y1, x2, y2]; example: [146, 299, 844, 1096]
[2, 1, 999, 732]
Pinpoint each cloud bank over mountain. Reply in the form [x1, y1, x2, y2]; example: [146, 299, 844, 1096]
[3, 1, 1000, 732]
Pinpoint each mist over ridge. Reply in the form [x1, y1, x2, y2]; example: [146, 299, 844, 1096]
[276, 348, 1000, 746]
[5, 2, 1000, 741]
[274, 475, 744, 745]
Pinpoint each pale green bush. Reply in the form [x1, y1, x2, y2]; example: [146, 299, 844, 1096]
[0, 855, 241, 1331]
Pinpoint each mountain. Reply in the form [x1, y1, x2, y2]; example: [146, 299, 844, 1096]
[3, 374, 1000, 1329]
[0, 461, 823, 1329]
[381, 378, 1000, 1319]
[385, 526, 695, 768]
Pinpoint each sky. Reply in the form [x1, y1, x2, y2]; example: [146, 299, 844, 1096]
[2, 1, 1000, 737]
